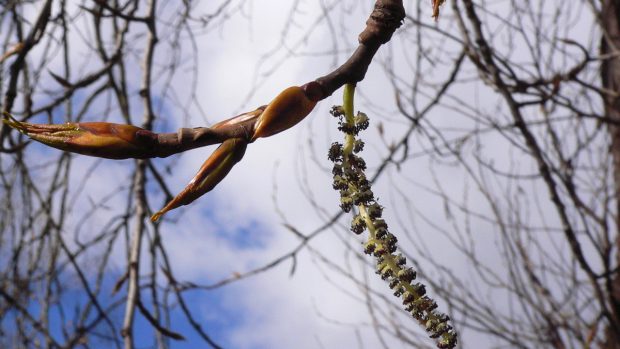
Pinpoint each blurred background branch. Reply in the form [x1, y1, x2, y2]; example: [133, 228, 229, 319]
[1, 0, 620, 349]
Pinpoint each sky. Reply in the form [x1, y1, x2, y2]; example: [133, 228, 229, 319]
[1, 0, 605, 348]
[2, 0, 431, 348]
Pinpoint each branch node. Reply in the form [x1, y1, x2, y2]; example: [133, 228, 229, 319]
[359, 0, 405, 46]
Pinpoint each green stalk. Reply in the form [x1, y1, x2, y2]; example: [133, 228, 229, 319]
[329, 84, 457, 349]
[342, 84, 356, 157]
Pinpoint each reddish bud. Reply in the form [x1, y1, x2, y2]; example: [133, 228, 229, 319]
[252, 86, 318, 140]
[211, 106, 265, 131]
[151, 137, 247, 222]
[3, 113, 157, 159]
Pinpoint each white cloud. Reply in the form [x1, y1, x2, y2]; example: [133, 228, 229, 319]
[4, 0, 601, 348]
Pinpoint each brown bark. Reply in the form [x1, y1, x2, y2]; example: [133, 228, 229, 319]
[601, 0, 620, 346]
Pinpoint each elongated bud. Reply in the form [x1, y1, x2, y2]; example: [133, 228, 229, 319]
[252, 82, 321, 140]
[151, 137, 248, 222]
[211, 106, 265, 131]
[3, 113, 157, 159]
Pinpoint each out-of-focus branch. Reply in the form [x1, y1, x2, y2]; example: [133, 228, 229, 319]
[454, 0, 620, 343]
[122, 0, 159, 347]
[1, 0, 53, 113]
[600, 0, 620, 345]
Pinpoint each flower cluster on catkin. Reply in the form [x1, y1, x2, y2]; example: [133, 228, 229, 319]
[328, 94, 457, 348]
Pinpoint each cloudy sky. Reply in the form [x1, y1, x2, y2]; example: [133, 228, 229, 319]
[29, 1, 437, 348]
[3, 1, 497, 348]
[138, 2, 414, 347]
[3, 0, 601, 348]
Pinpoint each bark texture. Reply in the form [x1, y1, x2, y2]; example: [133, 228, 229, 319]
[602, 0, 620, 346]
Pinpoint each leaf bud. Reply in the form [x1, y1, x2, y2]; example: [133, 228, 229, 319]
[252, 85, 317, 140]
[151, 138, 247, 221]
[3, 115, 159, 159]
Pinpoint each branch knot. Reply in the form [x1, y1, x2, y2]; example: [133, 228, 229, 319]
[359, 0, 405, 46]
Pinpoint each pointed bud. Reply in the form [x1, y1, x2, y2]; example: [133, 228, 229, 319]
[211, 106, 264, 131]
[151, 138, 247, 221]
[252, 85, 318, 140]
[3, 113, 158, 159]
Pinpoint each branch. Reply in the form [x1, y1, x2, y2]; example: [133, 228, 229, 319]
[315, 0, 405, 98]
[2, 0, 407, 221]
